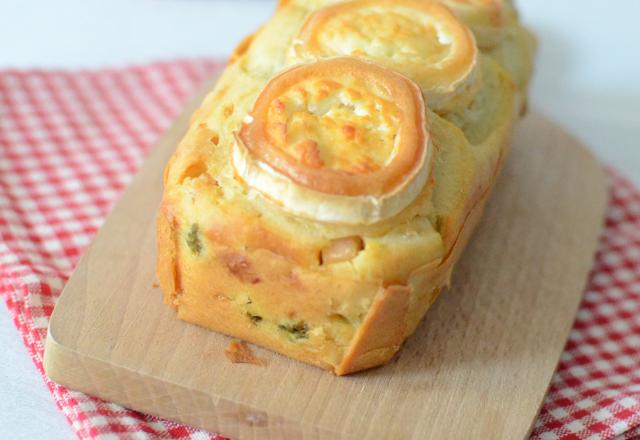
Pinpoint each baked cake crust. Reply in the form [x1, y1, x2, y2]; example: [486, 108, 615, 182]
[157, 0, 534, 375]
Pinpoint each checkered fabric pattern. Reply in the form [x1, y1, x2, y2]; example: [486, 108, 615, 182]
[531, 170, 640, 440]
[0, 60, 227, 439]
[0, 60, 639, 440]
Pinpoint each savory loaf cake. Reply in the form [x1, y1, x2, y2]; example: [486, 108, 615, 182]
[157, 0, 535, 375]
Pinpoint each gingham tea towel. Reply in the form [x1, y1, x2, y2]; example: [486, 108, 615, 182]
[1, 60, 639, 440]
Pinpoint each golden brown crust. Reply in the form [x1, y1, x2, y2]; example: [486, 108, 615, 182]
[156, 0, 534, 375]
[336, 285, 410, 375]
[155, 130, 510, 375]
[156, 203, 179, 309]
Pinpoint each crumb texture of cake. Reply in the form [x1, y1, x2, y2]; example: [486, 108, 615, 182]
[157, 0, 535, 375]
[225, 340, 267, 366]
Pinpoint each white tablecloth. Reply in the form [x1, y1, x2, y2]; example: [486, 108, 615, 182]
[1, 1, 638, 438]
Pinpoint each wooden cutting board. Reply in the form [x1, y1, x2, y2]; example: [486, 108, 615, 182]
[43, 77, 607, 440]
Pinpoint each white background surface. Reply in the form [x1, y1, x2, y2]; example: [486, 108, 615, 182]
[0, 1, 639, 438]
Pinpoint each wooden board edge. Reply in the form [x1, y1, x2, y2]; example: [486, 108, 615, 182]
[41, 79, 611, 439]
[44, 327, 349, 440]
[519, 113, 609, 439]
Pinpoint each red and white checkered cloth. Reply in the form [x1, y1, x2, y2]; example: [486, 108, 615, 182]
[0, 60, 639, 440]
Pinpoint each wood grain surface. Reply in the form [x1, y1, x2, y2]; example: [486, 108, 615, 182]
[43, 79, 607, 439]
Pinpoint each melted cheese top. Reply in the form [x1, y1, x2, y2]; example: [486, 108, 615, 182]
[289, 0, 478, 111]
[310, 9, 450, 66]
[264, 75, 401, 175]
[233, 57, 431, 225]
